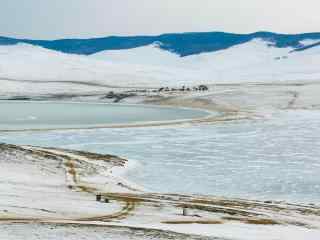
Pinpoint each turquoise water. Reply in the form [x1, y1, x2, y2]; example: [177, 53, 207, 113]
[0, 101, 209, 130]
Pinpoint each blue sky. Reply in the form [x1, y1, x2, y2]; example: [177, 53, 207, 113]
[1, 0, 320, 39]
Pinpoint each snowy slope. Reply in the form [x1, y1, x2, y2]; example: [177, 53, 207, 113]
[92, 43, 183, 67]
[0, 39, 320, 88]
[0, 44, 192, 87]
[91, 39, 320, 83]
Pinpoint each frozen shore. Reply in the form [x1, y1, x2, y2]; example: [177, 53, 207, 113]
[2, 78, 320, 116]
[1, 143, 320, 240]
[1, 80, 320, 239]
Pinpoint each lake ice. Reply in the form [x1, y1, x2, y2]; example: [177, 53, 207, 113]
[0, 101, 209, 130]
[1, 109, 319, 204]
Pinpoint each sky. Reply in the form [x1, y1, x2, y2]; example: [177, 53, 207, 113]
[1, 0, 320, 39]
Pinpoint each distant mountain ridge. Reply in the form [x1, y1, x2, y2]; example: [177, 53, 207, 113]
[1, 31, 320, 57]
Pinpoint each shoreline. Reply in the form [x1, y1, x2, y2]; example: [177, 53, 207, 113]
[0, 101, 223, 132]
[1, 81, 320, 239]
[1, 143, 320, 240]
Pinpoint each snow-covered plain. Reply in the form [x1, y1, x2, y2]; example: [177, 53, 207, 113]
[0, 39, 320, 89]
[0, 223, 214, 240]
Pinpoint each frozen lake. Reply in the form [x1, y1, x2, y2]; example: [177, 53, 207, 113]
[0, 101, 209, 130]
[1, 110, 319, 204]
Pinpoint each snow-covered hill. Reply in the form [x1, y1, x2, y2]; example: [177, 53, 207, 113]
[2, 31, 320, 56]
[0, 38, 320, 88]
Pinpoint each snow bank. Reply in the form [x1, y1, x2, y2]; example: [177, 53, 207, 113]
[0, 39, 319, 88]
